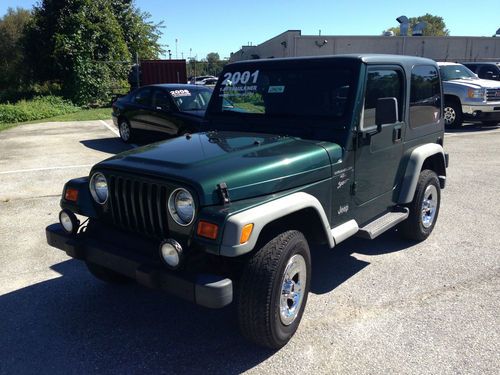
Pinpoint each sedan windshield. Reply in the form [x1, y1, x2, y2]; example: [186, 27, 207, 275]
[171, 88, 212, 111]
[439, 65, 477, 81]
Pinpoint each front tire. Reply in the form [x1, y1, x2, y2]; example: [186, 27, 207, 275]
[86, 262, 131, 284]
[238, 230, 311, 349]
[443, 99, 463, 128]
[118, 119, 135, 143]
[400, 169, 441, 241]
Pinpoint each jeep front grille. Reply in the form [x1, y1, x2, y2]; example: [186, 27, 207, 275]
[108, 175, 169, 238]
[486, 89, 500, 102]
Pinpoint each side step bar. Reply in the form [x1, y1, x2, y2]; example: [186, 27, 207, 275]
[356, 207, 409, 240]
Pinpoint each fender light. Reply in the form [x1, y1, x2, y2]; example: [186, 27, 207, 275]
[240, 223, 254, 244]
[64, 187, 79, 202]
[197, 221, 219, 240]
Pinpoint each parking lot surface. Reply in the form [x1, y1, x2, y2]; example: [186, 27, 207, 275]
[0, 120, 499, 374]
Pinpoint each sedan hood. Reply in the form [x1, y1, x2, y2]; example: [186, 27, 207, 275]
[96, 131, 341, 206]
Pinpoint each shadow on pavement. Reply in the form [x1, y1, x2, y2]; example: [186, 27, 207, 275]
[445, 123, 499, 133]
[0, 230, 414, 373]
[0, 260, 273, 374]
[80, 138, 134, 154]
[310, 229, 414, 294]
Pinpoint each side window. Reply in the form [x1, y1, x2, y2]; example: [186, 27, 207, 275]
[134, 88, 151, 106]
[153, 90, 171, 111]
[479, 65, 498, 80]
[410, 65, 441, 128]
[362, 68, 403, 128]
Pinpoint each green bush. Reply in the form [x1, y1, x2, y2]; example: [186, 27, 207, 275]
[0, 96, 79, 124]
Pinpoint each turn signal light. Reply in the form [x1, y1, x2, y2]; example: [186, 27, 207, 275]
[240, 223, 254, 244]
[65, 188, 79, 202]
[197, 221, 219, 240]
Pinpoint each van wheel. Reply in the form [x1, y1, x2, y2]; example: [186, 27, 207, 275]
[238, 230, 311, 349]
[86, 262, 131, 284]
[400, 169, 441, 241]
[119, 119, 135, 143]
[443, 100, 462, 128]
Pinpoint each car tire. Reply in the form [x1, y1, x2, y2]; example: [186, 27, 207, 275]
[118, 119, 134, 143]
[86, 262, 131, 284]
[238, 230, 311, 349]
[443, 99, 463, 128]
[400, 169, 441, 242]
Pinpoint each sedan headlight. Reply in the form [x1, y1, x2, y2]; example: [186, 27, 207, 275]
[89, 172, 109, 204]
[168, 188, 195, 226]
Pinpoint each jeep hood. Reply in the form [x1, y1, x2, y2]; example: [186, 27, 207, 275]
[96, 131, 341, 206]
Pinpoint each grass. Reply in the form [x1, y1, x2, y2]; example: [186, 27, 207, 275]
[0, 107, 112, 132]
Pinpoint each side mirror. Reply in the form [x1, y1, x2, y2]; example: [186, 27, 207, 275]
[375, 97, 398, 131]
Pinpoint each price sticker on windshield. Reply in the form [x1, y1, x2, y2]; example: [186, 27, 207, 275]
[222, 70, 259, 86]
[170, 90, 191, 97]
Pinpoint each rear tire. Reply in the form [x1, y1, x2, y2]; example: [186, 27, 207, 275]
[443, 99, 462, 128]
[86, 262, 131, 284]
[238, 230, 311, 349]
[400, 170, 441, 241]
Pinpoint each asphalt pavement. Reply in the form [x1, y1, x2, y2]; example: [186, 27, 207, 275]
[0, 120, 499, 374]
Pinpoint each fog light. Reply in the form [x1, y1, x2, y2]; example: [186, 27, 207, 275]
[59, 209, 80, 235]
[159, 239, 183, 269]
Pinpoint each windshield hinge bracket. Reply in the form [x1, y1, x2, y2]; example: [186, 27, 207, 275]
[217, 182, 231, 205]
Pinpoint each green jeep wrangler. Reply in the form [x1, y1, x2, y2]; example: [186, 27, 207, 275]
[47, 55, 448, 348]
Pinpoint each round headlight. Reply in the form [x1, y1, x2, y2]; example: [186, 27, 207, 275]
[59, 209, 80, 235]
[89, 172, 108, 204]
[168, 188, 195, 226]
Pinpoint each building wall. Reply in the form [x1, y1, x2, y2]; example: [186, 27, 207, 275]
[230, 30, 500, 62]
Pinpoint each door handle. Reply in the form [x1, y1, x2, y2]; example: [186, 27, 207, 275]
[393, 126, 402, 143]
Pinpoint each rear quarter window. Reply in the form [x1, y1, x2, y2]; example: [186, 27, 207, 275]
[410, 65, 441, 128]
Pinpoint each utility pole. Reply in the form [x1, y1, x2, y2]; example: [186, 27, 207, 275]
[175, 38, 178, 59]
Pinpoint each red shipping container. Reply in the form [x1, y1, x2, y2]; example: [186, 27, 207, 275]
[140, 59, 187, 85]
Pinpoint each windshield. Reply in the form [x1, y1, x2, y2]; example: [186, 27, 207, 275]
[210, 65, 356, 122]
[171, 88, 212, 111]
[439, 64, 477, 81]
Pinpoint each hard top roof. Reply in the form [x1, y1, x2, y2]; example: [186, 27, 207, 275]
[228, 54, 436, 68]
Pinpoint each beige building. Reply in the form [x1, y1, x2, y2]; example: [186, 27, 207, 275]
[230, 30, 500, 62]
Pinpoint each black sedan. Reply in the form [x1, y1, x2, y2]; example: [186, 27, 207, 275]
[112, 84, 212, 143]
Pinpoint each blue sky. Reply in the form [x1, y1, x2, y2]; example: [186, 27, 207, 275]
[1, 0, 499, 60]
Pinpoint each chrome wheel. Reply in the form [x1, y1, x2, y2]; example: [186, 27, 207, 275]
[119, 121, 130, 141]
[421, 185, 438, 228]
[279, 254, 307, 326]
[443, 106, 456, 126]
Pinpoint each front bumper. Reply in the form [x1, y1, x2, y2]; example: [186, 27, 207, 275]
[462, 103, 500, 121]
[46, 223, 233, 309]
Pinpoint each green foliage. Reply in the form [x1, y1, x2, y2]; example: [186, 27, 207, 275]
[384, 13, 450, 36]
[0, 96, 79, 124]
[110, 0, 164, 59]
[188, 53, 229, 77]
[0, 8, 32, 92]
[23, 0, 162, 105]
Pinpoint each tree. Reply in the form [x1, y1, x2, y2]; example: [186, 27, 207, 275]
[23, 0, 163, 105]
[384, 13, 450, 36]
[0, 8, 32, 94]
[110, 0, 164, 59]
